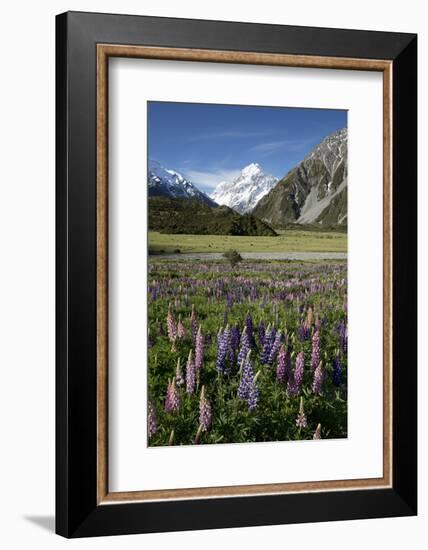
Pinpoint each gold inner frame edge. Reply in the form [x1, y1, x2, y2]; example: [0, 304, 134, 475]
[96, 44, 393, 504]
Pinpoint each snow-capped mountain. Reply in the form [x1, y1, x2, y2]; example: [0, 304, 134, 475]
[148, 160, 216, 207]
[253, 128, 348, 226]
[210, 163, 278, 214]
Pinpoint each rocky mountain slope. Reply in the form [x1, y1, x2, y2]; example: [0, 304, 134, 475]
[210, 163, 278, 214]
[148, 160, 216, 207]
[252, 128, 347, 226]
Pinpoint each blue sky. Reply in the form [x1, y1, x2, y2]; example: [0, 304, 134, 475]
[148, 101, 347, 194]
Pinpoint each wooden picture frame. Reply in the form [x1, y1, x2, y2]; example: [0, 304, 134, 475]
[56, 11, 417, 537]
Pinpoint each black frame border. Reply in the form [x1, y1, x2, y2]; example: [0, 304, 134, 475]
[56, 11, 417, 538]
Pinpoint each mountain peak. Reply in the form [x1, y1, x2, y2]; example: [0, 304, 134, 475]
[253, 127, 348, 226]
[210, 163, 278, 214]
[241, 162, 262, 176]
[148, 160, 216, 207]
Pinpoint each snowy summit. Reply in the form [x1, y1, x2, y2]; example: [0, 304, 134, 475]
[148, 160, 215, 206]
[210, 163, 278, 214]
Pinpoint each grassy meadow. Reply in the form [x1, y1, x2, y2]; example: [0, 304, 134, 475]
[148, 259, 348, 446]
[149, 229, 347, 255]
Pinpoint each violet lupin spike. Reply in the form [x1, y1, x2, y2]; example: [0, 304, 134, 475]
[185, 349, 196, 394]
[261, 323, 273, 364]
[311, 330, 321, 372]
[332, 351, 342, 387]
[238, 351, 259, 410]
[216, 326, 229, 374]
[287, 351, 304, 396]
[199, 386, 212, 432]
[230, 324, 241, 364]
[194, 325, 205, 371]
[237, 326, 249, 367]
[294, 351, 304, 389]
[148, 401, 158, 438]
[245, 311, 256, 348]
[276, 344, 290, 384]
[268, 329, 282, 365]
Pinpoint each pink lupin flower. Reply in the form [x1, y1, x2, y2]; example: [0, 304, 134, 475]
[165, 378, 180, 413]
[166, 303, 177, 343]
[295, 396, 307, 429]
[311, 330, 321, 372]
[312, 361, 326, 395]
[185, 349, 196, 394]
[199, 386, 212, 432]
[177, 314, 185, 339]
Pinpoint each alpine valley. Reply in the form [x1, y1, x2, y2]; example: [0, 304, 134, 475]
[147, 127, 347, 235]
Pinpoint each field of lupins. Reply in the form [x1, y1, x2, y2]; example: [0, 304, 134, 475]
[147, 259, 347, 446]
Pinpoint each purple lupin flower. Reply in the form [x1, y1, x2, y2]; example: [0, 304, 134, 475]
[268, 329, 283, 365]
[313, 423, 322, 440]
[332, 352, 342, 387]
[148, 401, 158, 438]
[295, 396, 307, 429]
[216, 325, 230, 374]
[297, 320, 311, 341]
[194, 325, 205, 371]
[276, 344, 291, 384]
[190, 304, 198, 343]
[238, 351, 259, 410]
[185, 349, 196, 394]
[311, 330, 321, 372]
[175, 357, 184, 386]
[245, 312, 256, 348]
[295, 351, 305, 388]
[230, 324, 241, 364]
[287, 351, 304, 396]
[261, 324, 275, 364]
[165, 378, 180, 413]
[166, 303, 177, 343]
[338, 321, 348, 353]
[312, 361, 326, 395]
[237, 327, 250, 367]
[258, 321, 266, 347]
[177, 314, 185, 339]
[199, 386, 212, 432]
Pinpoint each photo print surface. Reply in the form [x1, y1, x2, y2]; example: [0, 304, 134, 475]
[147, 101, 348, 447]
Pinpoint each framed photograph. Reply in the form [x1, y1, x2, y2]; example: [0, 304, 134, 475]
[56, 11, 417, 538]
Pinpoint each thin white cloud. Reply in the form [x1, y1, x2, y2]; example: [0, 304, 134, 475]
[250, 138, 316, 156]
[186, 168, 241, 191]
[185, 130, 272, 143]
